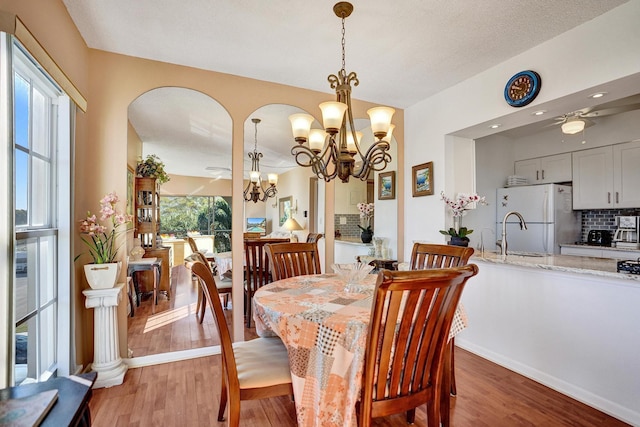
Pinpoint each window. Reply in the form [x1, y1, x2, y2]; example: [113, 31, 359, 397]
[160, 196, 232, 252]
[6, 38, 73, 386]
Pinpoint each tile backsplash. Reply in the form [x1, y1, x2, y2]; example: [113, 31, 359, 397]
[580, 208, 640, 242]
[334, 214, 368, 237]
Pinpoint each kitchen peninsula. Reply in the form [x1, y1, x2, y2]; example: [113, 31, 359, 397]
[334, 237, 373, 264]
[458, 252, 640, 425]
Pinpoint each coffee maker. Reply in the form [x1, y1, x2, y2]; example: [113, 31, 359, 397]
[613, 216, 640, 249]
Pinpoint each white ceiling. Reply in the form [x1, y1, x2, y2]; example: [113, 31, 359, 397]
[63, 0, 631, 178]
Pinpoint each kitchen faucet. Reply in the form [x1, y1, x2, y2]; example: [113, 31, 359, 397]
[497, 211, 528, 256]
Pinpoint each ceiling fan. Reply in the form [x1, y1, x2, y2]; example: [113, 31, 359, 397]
[551, 101, 640, 135]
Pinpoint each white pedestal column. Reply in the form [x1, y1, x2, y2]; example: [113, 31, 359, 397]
[83, 283, 128, 388]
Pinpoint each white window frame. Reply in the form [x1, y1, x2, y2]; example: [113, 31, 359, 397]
[0, 34, 74, 387]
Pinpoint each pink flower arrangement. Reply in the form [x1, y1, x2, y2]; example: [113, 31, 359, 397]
[440, 191, 487, 217]
[77, 192, 132, 264]
[357, 202, 375, 231]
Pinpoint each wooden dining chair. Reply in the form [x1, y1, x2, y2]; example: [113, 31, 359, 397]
[409, 242, 474, 426]
[187, 251, 232, 323]
[357, 265, 478, 427]
[266, 242, 322, 281]
[305, 233, 324, 243]
[190, 261, 293, 427]
[243, 232, 261, 239]
[243, 238, 289, 328]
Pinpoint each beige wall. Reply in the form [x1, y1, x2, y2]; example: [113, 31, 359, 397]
[161, 175, 232, 197]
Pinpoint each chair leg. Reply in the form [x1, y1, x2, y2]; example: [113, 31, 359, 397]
[218, 376, 228, 422]
[450, 338, 457, 396]
[245, 291, 253, 328]
[406, 408, 416, 424]
[441, 341, 452, 427]
[198, 289, 206, 324]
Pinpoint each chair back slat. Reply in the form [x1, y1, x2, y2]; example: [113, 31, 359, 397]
[410, 243, 474, 270]
[360, 265, 478, 424]
[266, 242, 322, 281]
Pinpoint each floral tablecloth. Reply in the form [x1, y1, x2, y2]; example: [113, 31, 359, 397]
[253, 273, 467, 427]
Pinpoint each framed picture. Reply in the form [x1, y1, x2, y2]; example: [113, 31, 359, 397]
[279, 196, 292, 226]
[126, 166, 135, 227]
[412, 162, 434, 197]
[378, 171, 396, 200]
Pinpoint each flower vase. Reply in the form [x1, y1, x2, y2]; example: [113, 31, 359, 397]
[361, 229, 373, 244]
[84, 261, 121, 289]
[129, 238, 145, 261]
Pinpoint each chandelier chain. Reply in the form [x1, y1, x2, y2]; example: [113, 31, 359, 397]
[341, 14, 346, 74]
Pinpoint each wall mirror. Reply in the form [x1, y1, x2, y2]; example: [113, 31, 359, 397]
[127, 86, 232, 358]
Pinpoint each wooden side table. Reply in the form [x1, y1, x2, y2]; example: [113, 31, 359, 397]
[0, 372, 97, 426]
[127, 258, 162, 310]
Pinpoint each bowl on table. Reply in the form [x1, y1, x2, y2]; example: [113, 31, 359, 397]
[331, 263, 375, 293]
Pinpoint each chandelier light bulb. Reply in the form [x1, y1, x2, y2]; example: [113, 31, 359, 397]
[382, 124, 395, 143]
[319, 102, 348, 134]
[346, 131, 363, 153]
[289, 113, 314, 143]
[309, 129, 327, 152]
[367, 106, 395, 139]
[268, 173, 278, 186]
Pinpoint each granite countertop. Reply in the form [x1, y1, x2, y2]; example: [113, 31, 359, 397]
[473, 251, 640, 282]
[335, 237, 373, 245]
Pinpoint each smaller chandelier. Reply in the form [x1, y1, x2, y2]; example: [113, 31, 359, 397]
[244, 118, 278, 203]
[289, 2, 395, 183]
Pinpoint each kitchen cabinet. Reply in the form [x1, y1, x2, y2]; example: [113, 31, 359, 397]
[572, 141, 640, 209]
[514, 153, 571, 184]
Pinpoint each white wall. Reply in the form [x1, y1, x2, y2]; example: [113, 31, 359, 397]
[404, 1, 640, 258]
[458, 261, 640, 425]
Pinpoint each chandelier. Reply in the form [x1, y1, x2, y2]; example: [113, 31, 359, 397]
[244, 118, 278, 203]
[289, 2, 395, 183]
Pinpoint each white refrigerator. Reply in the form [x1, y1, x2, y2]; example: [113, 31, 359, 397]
[496, 184, 580, 254]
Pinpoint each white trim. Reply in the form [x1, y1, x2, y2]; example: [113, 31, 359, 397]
[123, 346, 221, 369]
[0, 32, 12, 389]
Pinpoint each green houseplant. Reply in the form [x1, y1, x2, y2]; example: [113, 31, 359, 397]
[136, 154, 170, 185]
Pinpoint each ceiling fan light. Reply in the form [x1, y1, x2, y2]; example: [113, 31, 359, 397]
[561, 118, 586, 135]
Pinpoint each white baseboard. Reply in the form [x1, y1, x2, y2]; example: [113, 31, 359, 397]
[123, 345, 221, 369]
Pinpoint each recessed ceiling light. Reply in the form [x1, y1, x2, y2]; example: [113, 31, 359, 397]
[532, 110, 546, 116]
[589, 92, 607, 99]
[489, 124, 501, 129]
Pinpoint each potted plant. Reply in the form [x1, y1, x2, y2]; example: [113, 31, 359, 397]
[357, 202, 374, 243]
[439, 226, 473, 247]
[440, 191, 487, 247]
[77, 192, 132, 288]
[136, 154, 170, 185]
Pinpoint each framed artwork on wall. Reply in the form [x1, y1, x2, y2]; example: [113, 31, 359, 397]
[279, 196, 292, 226]
[412, 162, 434, 197]
[378, 171, 395, 200]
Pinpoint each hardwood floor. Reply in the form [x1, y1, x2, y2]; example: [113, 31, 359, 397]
[95, 266, 629, 426]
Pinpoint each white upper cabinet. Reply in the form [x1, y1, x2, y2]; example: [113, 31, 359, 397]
[514, 153, 572, 184]
[613, 140, 640, 208]
[572, 141, 640, 209]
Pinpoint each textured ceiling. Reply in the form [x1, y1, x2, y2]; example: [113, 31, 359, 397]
[63, 0, 630, 178]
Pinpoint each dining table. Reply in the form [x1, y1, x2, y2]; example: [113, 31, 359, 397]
[252, 273, 468, 427]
